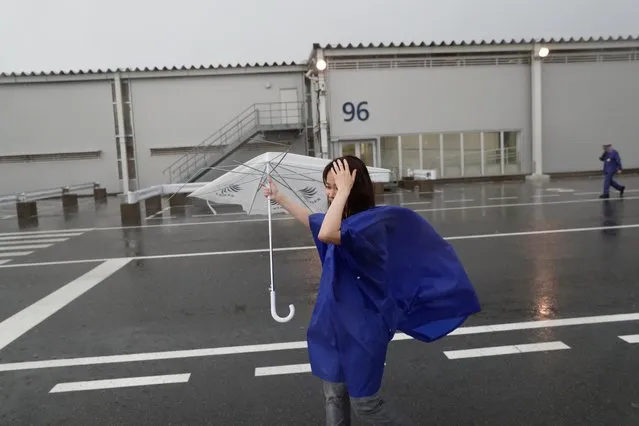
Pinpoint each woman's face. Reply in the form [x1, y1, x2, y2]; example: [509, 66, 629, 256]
[324, 170, 338, 204]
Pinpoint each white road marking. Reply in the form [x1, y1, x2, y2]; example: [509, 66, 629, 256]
[1, 215, 15, 220]
[532, 194, 560, 198]
[0, 251, 33, 258]
[146, 216, 177, 220]
[573, 191, 602, 196]
[0, 233, 82, 241]
[0, 259, 130, 352]
[444, 341, 570, 359]
[2, 222, 639, 269]
[394, 312, 639, 340]
[400, 201, 432, 206]
[413, 195, 639, 214]
[255, 362, 386, 377]
[0, 312, 636, 372]
[255, 363, 311, 377]
[0, 230, 89, 238]
[618, 335, 639, 343]
[488, 196, 518, 201]
[0, 260, 10, 265]
[575, 189, 638, 196]
[0, 244, 52, 251]
[0, 238, 68, 245]
[546, 188, 575, 193]
[49, 373, 191, 393]
[0, 194, 630, 235]
[444, 199, 475, 203]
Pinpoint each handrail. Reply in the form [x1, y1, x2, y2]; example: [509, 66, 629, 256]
[162, 103, 259, 173]
[0, 182, 100, 204]
[163, 101, 305, 183]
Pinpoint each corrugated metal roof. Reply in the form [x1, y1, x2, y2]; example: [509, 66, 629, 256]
[314, 35, 639, 49]
[0, 60, 305, 78]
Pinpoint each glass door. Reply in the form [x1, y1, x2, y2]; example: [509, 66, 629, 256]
[339, 141, 377, 167]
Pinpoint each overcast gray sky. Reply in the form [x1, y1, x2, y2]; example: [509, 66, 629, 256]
[1, 0, 637, 73]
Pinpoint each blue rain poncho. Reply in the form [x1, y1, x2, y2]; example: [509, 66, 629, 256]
[307, 205, 480, 397]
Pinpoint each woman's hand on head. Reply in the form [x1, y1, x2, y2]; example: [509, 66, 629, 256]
[332, 159, 357, 195]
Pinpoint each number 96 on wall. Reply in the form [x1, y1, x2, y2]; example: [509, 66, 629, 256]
[342, 101, 369, 122]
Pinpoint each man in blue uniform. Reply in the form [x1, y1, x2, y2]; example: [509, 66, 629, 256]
[599, 144, 625, 199]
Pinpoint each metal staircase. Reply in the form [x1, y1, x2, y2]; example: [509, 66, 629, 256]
[163, 102, 305, 183]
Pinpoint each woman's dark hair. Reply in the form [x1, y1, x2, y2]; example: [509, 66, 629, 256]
[322, 155, 375, 217]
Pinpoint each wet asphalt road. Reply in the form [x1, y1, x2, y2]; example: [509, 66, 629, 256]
[1, 176, 639, 425]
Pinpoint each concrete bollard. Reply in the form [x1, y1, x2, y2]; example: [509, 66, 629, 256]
[415, 180, 435, 193]
[145, 195, 163, 217]
[16, 201, 37, 220]
[16, 200, 38, 228]
[94, 188, 108, 203]
[62, 193, 79, 211]
[169, 193, 188, 215]
[120, 202, 142, 226]
[374, 182, 385, 195]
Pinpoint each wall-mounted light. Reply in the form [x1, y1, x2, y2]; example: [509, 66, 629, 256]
[315, 59, 327, 71]
[537, 46, 550, 58]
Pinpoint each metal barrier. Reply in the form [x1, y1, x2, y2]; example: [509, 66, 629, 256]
[126, 183, 206, 204]
[0, 182, 101, 205]
[0, 182, 108, 228]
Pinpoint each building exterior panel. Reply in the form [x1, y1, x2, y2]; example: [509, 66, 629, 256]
[130, 73, 305, 187]
[0, 81, 117, 194]
[324, 63, 531, 178]
[542, 60, 639, 173]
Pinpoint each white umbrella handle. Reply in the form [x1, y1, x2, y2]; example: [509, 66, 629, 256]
[270, 290, 295, 323]
[266, 165, 295, 323]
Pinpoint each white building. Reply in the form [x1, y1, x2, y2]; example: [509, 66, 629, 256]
[1, 35, 638, 195]
[308, 36, 639, 181]
[0, 62, 309, 195]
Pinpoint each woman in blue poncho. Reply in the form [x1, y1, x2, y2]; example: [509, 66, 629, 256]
[264, 156, 480, 425]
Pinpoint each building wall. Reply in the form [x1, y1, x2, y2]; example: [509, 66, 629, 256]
[326, 65, 531, 137]
[130, 72, 305, 187]
[0, 81, 117, 194]
[325, 64, 532, 176]
[542, 60, 639, 173]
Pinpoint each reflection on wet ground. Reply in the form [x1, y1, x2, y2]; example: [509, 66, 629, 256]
[1, 176, 639, 425]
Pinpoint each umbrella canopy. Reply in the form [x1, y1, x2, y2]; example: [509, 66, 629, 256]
[188, 151, 392, 323]
[188, 151, 392, 216]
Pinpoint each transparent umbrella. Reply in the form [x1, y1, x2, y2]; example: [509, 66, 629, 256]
[188, 151, 391, 323]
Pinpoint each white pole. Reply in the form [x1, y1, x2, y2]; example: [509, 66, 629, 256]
[114, 73, 131, 202]
[266, 164, 275, 293]
[265, 162, 295, 323]
[527, 46, 549, 181]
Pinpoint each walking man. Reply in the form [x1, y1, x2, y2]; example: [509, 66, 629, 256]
[599, 144, 625, 199]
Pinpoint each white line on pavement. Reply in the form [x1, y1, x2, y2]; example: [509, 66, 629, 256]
[49, 373, 191, 393]
[0, 312, 636, 372]
[412, 195, 639, 214]
[0, 239, 68, 245]
[488, 196, 518, 201]
[2, 222, 639, 269]
[444, 341, 570, 359]
[0, 251, 33, 258]
[255, 364, 312, 377]
[254, 362, 386, 377]
[0, 233, 82, 241]
[0, 230, 89, 237]
[0, 260, 10, 265]
[0, 259, 131, 352]
[400, 201, 432, 206]
[444, 199, 475, 203]
[618, 335, 639, 343]
[0, 244, 52, 251]
[1, 194, 634, 235]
